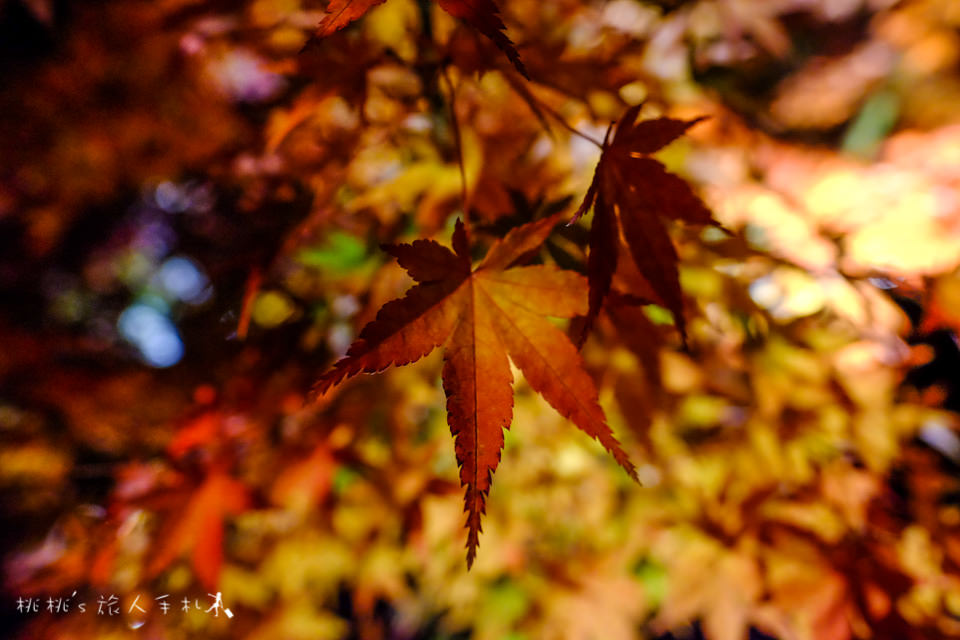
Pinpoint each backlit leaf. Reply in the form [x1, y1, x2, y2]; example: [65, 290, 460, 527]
[317, 216, 637, 565]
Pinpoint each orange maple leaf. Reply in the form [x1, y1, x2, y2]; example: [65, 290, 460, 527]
[315, 0, 527, 77]
[574, 105, 716, 341]
[147, 471, 249, 589]
[316, 216, 637, 566]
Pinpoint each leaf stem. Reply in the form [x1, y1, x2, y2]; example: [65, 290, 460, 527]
[504, 72, 604, 149]
[538, 101, 604, 149]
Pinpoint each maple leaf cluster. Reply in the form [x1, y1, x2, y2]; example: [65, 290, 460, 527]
[306, 0, 724, 569]
[7, 0, 960, 638]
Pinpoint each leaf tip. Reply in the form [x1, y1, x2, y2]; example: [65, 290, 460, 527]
[466, 544, 477, 570]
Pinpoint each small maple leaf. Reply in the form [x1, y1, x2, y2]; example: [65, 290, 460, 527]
[316, 215, 637, 566]
[315, 0, 527, 78]
[574, 105, 716, 342]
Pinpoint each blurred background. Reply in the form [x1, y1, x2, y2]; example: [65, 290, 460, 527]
[3, 0, 960, 638]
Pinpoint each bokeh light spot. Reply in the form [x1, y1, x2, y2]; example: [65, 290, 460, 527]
[118, 303, 184, 368]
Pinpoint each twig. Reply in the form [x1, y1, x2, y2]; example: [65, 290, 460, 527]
[442, 66, 470, 222]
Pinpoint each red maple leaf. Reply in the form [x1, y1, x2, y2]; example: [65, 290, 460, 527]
[315, 0, 527, 77]
[574, 105, 717, 342]
[316, 216, 637, 566]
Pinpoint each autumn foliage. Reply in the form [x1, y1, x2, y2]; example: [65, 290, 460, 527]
[5, 0, 960, 639]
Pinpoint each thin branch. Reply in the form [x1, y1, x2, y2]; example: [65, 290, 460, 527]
[442, 65, 470, 223]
